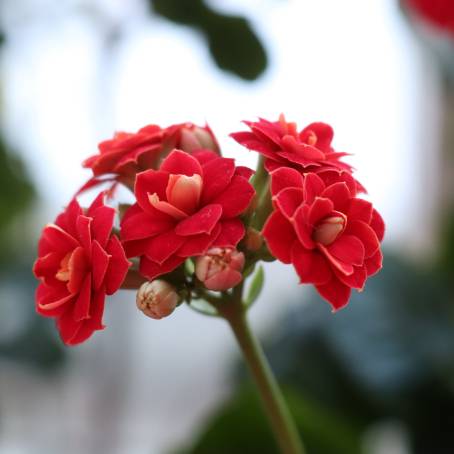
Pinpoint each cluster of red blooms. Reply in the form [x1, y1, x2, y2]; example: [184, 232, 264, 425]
[34, 116, 384, 345]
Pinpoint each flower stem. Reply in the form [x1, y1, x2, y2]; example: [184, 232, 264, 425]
[218, 291, 305, 454]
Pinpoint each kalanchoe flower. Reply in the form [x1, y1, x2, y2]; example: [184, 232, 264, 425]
[262, 167, 384, 310]
[405, 0, 454, 36]
[121, 149, 255, 280]
[136, 280, 179, 319]
[33, 193, 130, 345]
[195, 247, 245, 291]
[231, 115, 365, 194]
[81, 122, 219, 191]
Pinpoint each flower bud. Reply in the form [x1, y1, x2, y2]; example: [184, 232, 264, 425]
[180, 126, 218, 152]
[195, 248, 245, 291]
[136, 280, 179, 319]
[244, 227, 263, 251]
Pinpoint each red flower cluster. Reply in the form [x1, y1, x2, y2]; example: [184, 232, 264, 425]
[231, 114, 365, 193]
[121, 150, 254, 280]
[233, 115, 384, 310]
[263, 168, 383, 310]
[81, 122, 219, 191]
[33, 194, 130, 345]
[34, 115, 384, 344]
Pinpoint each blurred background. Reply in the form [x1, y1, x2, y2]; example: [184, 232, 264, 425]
[0, 0, 453, 453]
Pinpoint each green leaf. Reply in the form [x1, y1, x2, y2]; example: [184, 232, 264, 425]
[184, 258, 195, 276]
[189, 299, 219, 317]
[245, 265, 264, 308]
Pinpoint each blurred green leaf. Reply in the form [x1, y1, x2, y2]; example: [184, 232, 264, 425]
[182, 385, 362, 454]
[151, 0, 268, 80]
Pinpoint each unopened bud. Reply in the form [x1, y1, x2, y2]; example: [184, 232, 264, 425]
[244, 227, 263, 251]
[136, 280, 179, 319]
[180, 126, 218, 153]
[195, 248, 245, 291]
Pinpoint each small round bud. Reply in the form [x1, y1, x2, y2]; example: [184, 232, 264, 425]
[195, 248, 245, 291]
[136, 280, 179, 319]
[244, 227, 263, 251]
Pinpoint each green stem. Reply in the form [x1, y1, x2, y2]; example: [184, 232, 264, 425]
[218, 294, 305, 454]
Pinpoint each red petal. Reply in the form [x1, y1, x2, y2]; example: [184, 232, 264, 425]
[317, 243, 354, 276]
[55, 199, 82, 237]
[177, 224, 221, 257]
[293, 205, 315, 249]
[201, 157, 235, 204]
[92, 240, 110, 291]
[175, 204, 222, 236]
[33, 252, 62, 283]
[308, 197, 334, 226]
[346, 220, 380, 258]
[120, 209, 174, 241]
[211, 219, 245, 248]
[67, 247, 89, 294]
[270, 167, 303, 196]
[210, 176, 255, 218]
[36, 284, 73, 317]
[262, 211, 296, 264]
[327, 234, 365, 266]
[105, 235, 131, 295]
[68, 291, 106, 345]
[57, 309, 82, 345]
[235, 166, 254, 180]
[347, 198, 373, 224]
[291, 242, 332, 284]
[281, 135, 326, 160]
[139, 255, 185, 280]
[76, 215, 92, 253]
[135, 170, 169, 214]
[192, 150, 219, 165]
[303, 173, 325, 204]
[321, 182, 351, 212]
[160, 149, 203, 176]
[89, 205, 115, 248]
[334, 265, 367, 290]
[144, 230, 185, 264]
[39, 225, 78, 256]
[315, 277, 351, 311]
[72, 274, 92, 321]
[300, 122, 334, 151]
[274, 187, 304, 219]
[370, 208, 385, 242]
[364, 249, 383, 276]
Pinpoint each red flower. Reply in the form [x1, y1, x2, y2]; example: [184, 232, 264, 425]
[231, 115, 365, 193]
[262, 167, 384, 310]
[33, 193, 130, 345]
[121, 150, 255, 280]
[405, 0, 454, 35]
[82, 122, 219, 183]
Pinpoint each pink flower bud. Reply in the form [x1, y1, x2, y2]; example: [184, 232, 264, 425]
[136, 280, 179, 319]
[312, 215, 346, 246]
[180, 126, 218, 152]
[195, 248, 245, 291]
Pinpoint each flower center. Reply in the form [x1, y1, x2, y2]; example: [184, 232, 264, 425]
[55, 252, 72, 282]
[166, 173, 202, 214]
[312, 215, 345, 246]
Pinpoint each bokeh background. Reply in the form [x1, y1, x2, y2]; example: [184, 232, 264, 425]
[1, 0, 453, 453]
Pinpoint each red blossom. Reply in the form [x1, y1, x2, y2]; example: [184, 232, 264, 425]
[121, 149, 255, 280]
[231, 115, 365, 194]
[262, 167, 384, 310]
[405, 0, 454, 35]
[33, 193, 130, 345]
[82, 122, 219, 188]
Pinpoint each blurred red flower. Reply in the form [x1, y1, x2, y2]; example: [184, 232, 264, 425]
[82, 122, 219, 190]
[406, 0, 454, 35]
[263, 167, 384, 310]
[121, 150, 255, 280]
[33, 193, 130, 345]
